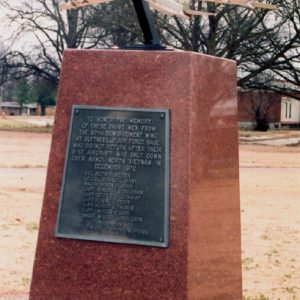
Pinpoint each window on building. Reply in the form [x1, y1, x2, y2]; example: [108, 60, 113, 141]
[289, 103, 292, 119]
[285, 102, 288, 118]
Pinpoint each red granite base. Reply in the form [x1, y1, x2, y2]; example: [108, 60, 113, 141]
[29, 49, 242, 300]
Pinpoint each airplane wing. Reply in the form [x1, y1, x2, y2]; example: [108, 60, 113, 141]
[249, 1, 277, 9]
[146, 0, 190, 19]
[60, 0, 113, 10]
[183, 7, 216, 16]
[60, 0, 213, 19]
[146, 0, 215, 18]
[204, 0, 276, 10]
[60, 0, 275, 16]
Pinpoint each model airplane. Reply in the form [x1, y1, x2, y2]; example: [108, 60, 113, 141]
[59, 0, 276, 47]
[60, 0, 276, 17]
[60, 0, 215, 18]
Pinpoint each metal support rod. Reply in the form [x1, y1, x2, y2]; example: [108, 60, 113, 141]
[131, 0, 161, 46]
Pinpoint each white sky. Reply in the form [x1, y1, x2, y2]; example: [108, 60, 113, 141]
[0, 6, 13, 39]
[0, 2, 25, 49]
[0, 0, 60, 50]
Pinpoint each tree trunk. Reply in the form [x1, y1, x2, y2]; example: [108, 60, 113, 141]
[40, 104, 46, 116]
[19, 101, 23, 115]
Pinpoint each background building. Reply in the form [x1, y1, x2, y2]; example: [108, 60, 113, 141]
[238, 90, 300, 130]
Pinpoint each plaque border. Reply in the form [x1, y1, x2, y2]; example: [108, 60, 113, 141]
[55, 105, 170, 248]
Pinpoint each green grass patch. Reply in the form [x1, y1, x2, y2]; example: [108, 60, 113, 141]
[260, 234, 270, 240]
[284, 286, 298, 294]
[26, 222, 39, 233]
[239, 129, 300, 139]
[288, 141, 300, 147]
[242, 257, 254, 265]
[243, 295, 271, 300]
[0, 118, 52, 133]
[21, 277, 31, 287]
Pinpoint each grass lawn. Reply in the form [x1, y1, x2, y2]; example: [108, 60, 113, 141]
[239, 129, 300, 138]
[0, 118, 52, 133]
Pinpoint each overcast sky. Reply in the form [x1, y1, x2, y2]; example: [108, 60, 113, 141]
[0, 1, 57, 51]
[0, 6, 11, 39]
[0, 2, 21, 47]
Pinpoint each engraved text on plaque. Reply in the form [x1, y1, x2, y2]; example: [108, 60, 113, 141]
[55, 105, 169, 247]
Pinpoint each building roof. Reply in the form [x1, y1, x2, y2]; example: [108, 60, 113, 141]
[0, 101, 38, 109]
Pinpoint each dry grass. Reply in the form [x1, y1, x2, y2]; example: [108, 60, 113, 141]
[239, 129, 300, 139]
[0, 118, 52, 133]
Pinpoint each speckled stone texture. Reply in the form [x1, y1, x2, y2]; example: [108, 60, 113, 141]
[30, 49, 242, 300]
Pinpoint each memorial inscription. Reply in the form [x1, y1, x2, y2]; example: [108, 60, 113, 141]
[55, 105, 169, 247]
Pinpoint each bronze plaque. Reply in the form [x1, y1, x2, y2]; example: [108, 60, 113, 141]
[55, 105, 169, 247]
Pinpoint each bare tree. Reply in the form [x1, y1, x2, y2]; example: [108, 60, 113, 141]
[240, 89, 281, 130]
[0, 0, 299, 98]
[15, 78, 31, 114]
[157, 0, 300, 97]
[0, 0, 142, 85]
[31, 77, 56, 116]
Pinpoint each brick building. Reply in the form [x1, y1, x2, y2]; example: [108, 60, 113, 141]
[238, 89, 300, 129]
[0, 101, 38, 116]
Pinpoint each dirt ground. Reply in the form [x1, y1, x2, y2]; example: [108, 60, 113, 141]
[0, 131, 50, 300]
[0, 130, 299, 300]
[240, 144, 300, 299]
